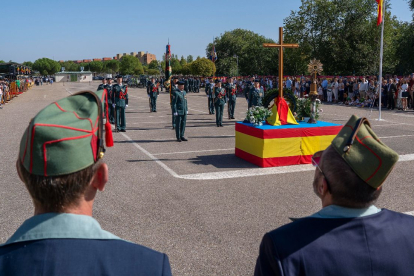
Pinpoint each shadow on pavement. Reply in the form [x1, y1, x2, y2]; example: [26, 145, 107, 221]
[188, 154, 255, 169]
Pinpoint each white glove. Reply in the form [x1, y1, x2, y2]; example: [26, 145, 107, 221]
[174, 112, 178, 116]
[126, 105, 128, 108]
[112, 104, 115, 108]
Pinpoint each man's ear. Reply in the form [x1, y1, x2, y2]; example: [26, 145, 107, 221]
[318, 177, 330, 196]
[90, 163, 108, 192]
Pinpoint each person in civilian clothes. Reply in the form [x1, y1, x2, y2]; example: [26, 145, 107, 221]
[255, 115, 414, 276]
[172, 80, 188, 142]
[0, 90, 172, 276]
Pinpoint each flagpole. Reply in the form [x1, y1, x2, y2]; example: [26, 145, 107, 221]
[378, 0, 385, 121]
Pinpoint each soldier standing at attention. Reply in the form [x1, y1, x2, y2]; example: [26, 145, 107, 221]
[172, 80, 188, 142]
[225, 77, 237, 119]
[184, 77, 189, 93]
[97, 78, 106, 90]
[105, 78, 115, 124]
[170, 77, 179, 129]
[112, 75, 128, 132]
[206, 77, 215, 114]
[194, 77, 200, 93]
[248, 79, 264, 108]
[148, 77, 159, 112]
[244, 76, 255, 105]
[214, 79, 227, 127]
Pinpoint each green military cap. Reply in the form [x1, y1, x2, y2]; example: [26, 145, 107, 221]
[18, 90, 113, 176]
[331, 115, 399, 188]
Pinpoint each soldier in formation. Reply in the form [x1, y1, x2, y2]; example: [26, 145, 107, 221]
[105, 78, 114, 124]
[214, 79, 227, 127]
[205, 77, 215, 114]
[172, 80, 188, 142]
[97, 78, 106, 90]
[112, 75, 128, 132]
[225, 77, 237, 119]
[248, 79, 264, 108]
[194, 77, 200, 93]
[148, 77, 159, 112]
[170, 77, 179, 129]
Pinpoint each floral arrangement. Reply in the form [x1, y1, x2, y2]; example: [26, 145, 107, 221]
[245, 106, 273, 126]
[296, 98, 322, 120]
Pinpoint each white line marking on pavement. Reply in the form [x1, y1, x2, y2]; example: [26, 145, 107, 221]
[152, 148, 234, 156]
[379, 135, 414, 139]
[120, 132, 179, 178]
[178, 164, 315, 180]
[397, 154, 414, 162]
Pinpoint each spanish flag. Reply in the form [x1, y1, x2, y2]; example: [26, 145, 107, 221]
[266, 97, 298, 126]
[376, 0, 383, 26]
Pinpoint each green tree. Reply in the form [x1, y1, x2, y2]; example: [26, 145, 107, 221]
[148, 60, 159, 70]
[89, 61, 103, 73]
[190, 58, 216, 76]
[22, 61, 33, 67]
[186, 55, 194, 63]
[33, 58, 61, 75]
[104, 60, 120, 74]
[147, 69, 159, 75]
[119, 55, 144, 75]
[206, 29, 278, 75]
[196, 56, 201, 60]
[0, 60, 5, 63]
[171, 58, 182, 74]
[180, 56, 187, 67]
[283, 0, 401, 75]
[181, 63, 192, 75]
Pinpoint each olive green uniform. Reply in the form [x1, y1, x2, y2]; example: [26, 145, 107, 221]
[104, 84, 114, 124]
[148, 83, 158, 112]
[248, 87, 263, 108]
[205, 82, 215, 114]
[225, 83, 237, 119]
[112, 83, 128, 131]
[172, 89, 188, 140]
[214, 87, 227, 126]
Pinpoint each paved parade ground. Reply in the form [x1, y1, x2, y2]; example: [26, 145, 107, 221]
[1, 82, 414, 275]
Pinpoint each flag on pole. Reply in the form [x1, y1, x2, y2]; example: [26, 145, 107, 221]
[376, 0, 384, 26]
[165, 43, 172, 103]
[266, 97, 298, 126]
[165, 44, 172, 83]
[209, 44, 217, 62]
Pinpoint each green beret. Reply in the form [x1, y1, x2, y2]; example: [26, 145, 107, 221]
[18, 90, 113, 176]
[331, 115, 399, 188]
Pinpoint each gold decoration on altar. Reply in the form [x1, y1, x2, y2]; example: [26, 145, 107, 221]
[307, 59, 323, 96]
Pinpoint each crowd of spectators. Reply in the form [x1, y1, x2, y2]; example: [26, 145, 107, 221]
[0, 77, 34, 109]
[213, 74, 414, 111]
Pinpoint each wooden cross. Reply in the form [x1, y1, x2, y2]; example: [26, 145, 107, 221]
[263, 27, 299, 98]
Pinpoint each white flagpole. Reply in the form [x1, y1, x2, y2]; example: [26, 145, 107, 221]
[378, 0, 385, 121]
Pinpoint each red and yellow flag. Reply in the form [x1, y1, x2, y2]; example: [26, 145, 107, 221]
[376, 0, 383, 26]
[266, 97, 298, 126]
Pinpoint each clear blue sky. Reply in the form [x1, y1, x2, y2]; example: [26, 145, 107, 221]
[1, 0, 412, 63]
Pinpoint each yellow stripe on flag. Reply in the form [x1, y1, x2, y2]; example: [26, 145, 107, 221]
[236, 131, 336, 158]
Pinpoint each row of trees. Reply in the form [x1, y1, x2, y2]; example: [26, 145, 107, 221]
[208, 0, 414, 76]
